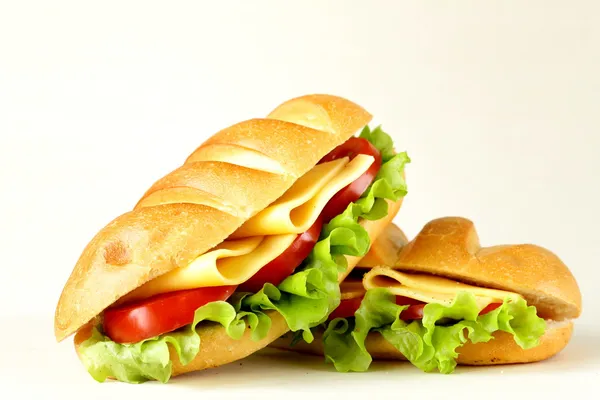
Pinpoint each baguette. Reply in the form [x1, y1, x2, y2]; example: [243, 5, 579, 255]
[55, 95, 373, 341]
[55, 94, 407, 379]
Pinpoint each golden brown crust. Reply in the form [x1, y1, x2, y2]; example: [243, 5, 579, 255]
[55, 94, 373, 342]
[73, 199, 404, 376]
[356, 223, 408, 269]
[169, 310, 288, 377]
[270, 321, 574, 366]
[456, 321, 573, 365]
[394, 217, 581, 320]
[135, 161, 290, 218]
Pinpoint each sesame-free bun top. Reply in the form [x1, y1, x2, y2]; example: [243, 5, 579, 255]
[393, 217, 582, 320]
[54, 94, 373, 341]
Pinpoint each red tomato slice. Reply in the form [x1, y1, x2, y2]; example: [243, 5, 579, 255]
[399, 304, 425, 320]
[479, 302, 502, 315]
[328, 295, 365, 320]
[239, 217, 323, 293]
[319, 138, 382, 222]
[103, 285, 237, 343]
[395, 296, 427, 320]
[395, 296, 427, 307]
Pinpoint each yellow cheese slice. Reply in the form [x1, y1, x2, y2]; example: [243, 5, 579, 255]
[120, 234, 297, 303]
[230, 154, 374, 238]
[363, 268, 522, 311]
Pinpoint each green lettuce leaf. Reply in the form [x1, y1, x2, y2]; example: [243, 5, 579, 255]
[79, 301, 248, 384]
[322, 289, 546, 374]
[355, 125, 410, 221]
[359, 125, 396, 162]
[78, 126, 410, 383]
[354, 151, 410, 221]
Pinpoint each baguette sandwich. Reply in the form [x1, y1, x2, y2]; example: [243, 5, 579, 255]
[54, 94, 410, 383]
[272, 217, 582, 373]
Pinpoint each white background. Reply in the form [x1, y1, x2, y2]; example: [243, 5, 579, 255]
[1, 0, 599, 398]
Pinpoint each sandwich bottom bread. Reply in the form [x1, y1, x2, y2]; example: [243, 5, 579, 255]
[271, 218, 582, 372]
[274, 317, 574, 367]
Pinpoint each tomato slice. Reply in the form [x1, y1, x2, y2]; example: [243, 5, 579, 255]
[395, 296, 426, 307]
[328, 295, 365, 320]
[399, 304, 425, 320]
[479, 302, 502, 315]
[240, 217, 323, 293]
[103, 285, 237, 343]
[319, 138, 382, 222]
[395, 296, 427, 320]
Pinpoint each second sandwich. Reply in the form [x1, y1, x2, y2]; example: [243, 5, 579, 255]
[273, 218, 582, 373]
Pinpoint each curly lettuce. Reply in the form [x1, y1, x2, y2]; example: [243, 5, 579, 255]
[78, 126, 410, 383]
[322, 289, 546, 374]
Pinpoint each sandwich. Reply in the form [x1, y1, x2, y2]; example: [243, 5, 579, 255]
[53, 94, 411, 383]
[272, 217, 582, 373]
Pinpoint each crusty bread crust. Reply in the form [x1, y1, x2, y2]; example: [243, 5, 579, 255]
[73, 198, 404, 377]
[355, 223, 408, 269]
[55, 95, 373, 342]
[270, 320, 574, 366]
[393, 217, 581, 320]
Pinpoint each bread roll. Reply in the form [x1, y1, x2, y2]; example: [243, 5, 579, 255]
[55, 94, 375, 342]
[392, 217, 581, 320]
[55, 94, 410, 379]
[270, 217, 581, 366]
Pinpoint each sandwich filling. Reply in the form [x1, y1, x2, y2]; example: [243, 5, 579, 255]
[315, 269, 547, 374]
[78, 126, 410, 383]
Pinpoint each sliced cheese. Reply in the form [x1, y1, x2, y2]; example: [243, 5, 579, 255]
[363, 268, 522, 311]
[230, 154, 374, 238]
[120, 234, 297, 303]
